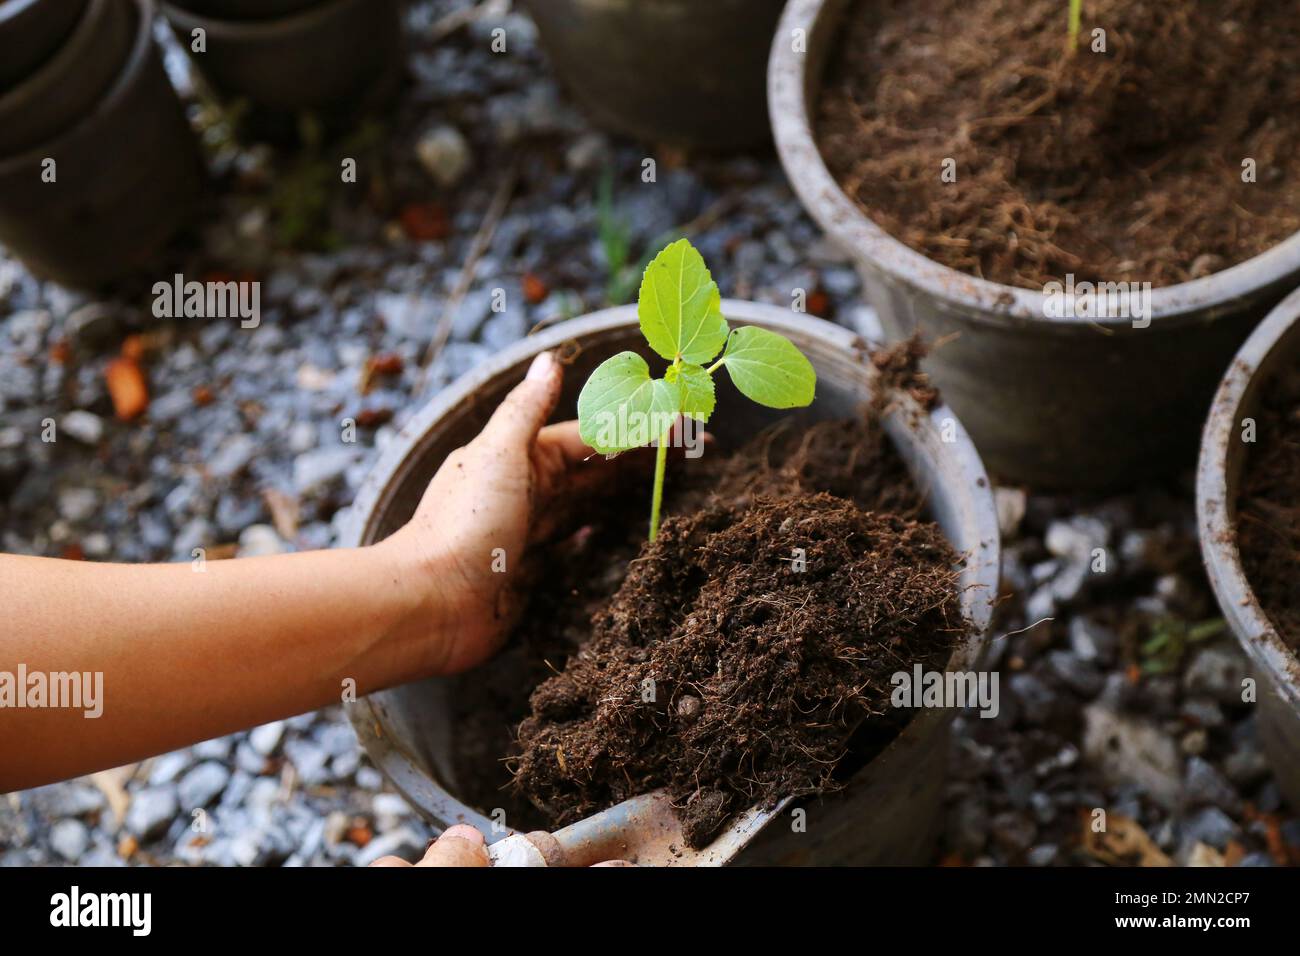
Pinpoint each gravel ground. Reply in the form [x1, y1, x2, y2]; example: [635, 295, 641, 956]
[2, 0, 1297, 867]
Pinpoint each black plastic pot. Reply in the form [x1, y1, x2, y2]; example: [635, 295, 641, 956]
[0, 0, 88, 90]
[0, 0, 133, 157]
[161, 0, 403, 142]
[520, 0, 787, 149]
[770, 0, 1300, 489]
[1197, 289, 1300, 811]
[0, 0, 204, 288]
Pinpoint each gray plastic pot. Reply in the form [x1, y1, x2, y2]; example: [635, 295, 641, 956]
[161, 0, 402, 141]
[343, 301, 1000, 865]
[0, 0, 133, 157]
[0, 0, 204, 288]
[520, 0, 786, 149]
[0, 0, 88, 90]
[769, 0, 1300, 489]
[1197, 288, 1300, 811]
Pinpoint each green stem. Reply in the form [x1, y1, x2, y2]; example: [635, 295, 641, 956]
[648, 427, 670, 541]
[705, 357, 725, 375]
[1067, 0, 1082, 55]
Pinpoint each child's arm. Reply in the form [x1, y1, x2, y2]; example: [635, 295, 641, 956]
[0, 352, 602, 791]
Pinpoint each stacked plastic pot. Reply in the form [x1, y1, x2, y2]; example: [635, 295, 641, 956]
[0, 0, 203, 287]
[159, 0, 404, 143]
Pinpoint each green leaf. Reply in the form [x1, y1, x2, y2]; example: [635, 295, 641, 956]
[577, 352, 681, 454]
[1187, 618, 1226, 643]
[720, 327, 817, 409]
[667, 363, 715, 422]
[637, 239, 729, 364]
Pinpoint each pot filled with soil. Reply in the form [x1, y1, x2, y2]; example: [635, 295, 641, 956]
[344, 290, 999, 865]
[0, 0, 88, 89]
[770, 0, 1300, 488]
[520, 0, 787, 149]
[161, 0, 403, 143]
[1197, 287, 1300, 810]
[0, 0, 204, 288]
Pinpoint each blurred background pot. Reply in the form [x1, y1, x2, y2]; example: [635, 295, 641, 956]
[0, 0, 204, 288]
[520, 0, 786, 150]
[770, 0, 1300, 489]
[161, 0, 403, 143]
[0, 0, 88, 89]
[1197, 288, 1300, 811]
[344, 302, 999, 864]
[167, 0, 321, 19]
[0, 0, 133, 156]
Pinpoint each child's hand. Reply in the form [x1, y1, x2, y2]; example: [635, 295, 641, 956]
[381, 351, 605, 675]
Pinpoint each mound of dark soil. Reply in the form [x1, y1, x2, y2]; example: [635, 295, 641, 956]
[816, 0, 1300, 289]
[1237, 366, 1300, 651]
[452, 410, 933, 830]
[511, 491, 965, 847]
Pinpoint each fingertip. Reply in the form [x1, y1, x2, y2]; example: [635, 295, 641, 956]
[525, 350, 557, 383]
[442, 824, 486, 846]
[368, 855, 412, 867]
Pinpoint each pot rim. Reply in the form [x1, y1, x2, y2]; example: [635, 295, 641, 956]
[1196, 287, 1300, 708]
[344, 300, 1000, 835]
[0, 0, 154, 176]
[0, 0, 45, 22]
[160, 0, 364, 39]
[768, 0, 1300, 331]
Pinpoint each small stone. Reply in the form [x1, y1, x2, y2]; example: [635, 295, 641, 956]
[148, 751, 191, 785]
[285, 737, 330, 784]
[356, 766, 383, 791]
[1082, 704, 1182, 809]
[57, 487, 98, 523]
[994, 487, 1027, 539]
[237, 524, 284, 558]
[1026, 843, 1057, 867]
[1046, 650, 1104, 698]
[208, 434, 257, 479]
[248, 720, 286, 756]
[125, 787, 178, 841]
[1222, 748, 1270, 788]
[676, 695, 702, 721]
[372, 793, 411, 831]
[178, 761, 230, 809]
[416, 124, 472, 188]
[565, 132, 610, 173]
[353, 827, 427, 867]
[1183, 646, 1250, 704]
[1180, 807, 1239, 850]
[1068, 616, 1118, 664]
[1183, 756, 1241, 813]
[60, 410, 104, 445]
[293, 446, 359, 497]
[50, 820, 90, 861]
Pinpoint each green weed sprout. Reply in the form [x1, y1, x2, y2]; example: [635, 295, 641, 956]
[577, 239, 817, 541]
[1067, 0, 1082, 55]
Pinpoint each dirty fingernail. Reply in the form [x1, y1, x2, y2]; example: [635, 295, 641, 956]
[526, 351, 554, 382]
[441, 824, 486, 845]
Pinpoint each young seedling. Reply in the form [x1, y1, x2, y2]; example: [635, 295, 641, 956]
[577, 239, 817, 541]
[1066, 0, 1082, 55]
